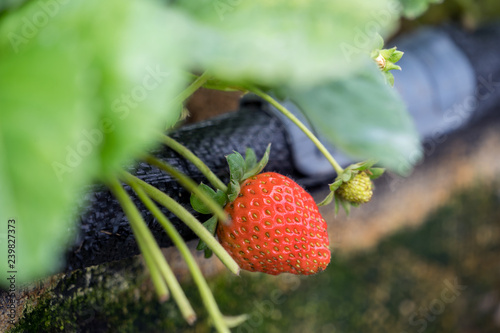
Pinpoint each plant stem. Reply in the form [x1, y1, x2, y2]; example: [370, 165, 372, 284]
[172, 71, 211, 107]
[130, 182, 232, 333]
[161, 135, 228, 192]
[121, 172, 240, 276]
[107, 178, 197, 325]
[250, 87, 344, 174]
[108, 178, 169, 300]
[144, 155, 227, 222]
[140, 238, 170, 302]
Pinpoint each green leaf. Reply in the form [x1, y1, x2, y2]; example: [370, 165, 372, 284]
[226, 179, 241, 203]
[373, 34, 385, 50]
[242, 144, 271, 180]
[213, 190, 228, 207]
[385, 62, 402, 71]
[384, 72, 396, 86]
[0, 0, 186, 286]
[379, 47, 397, 59]
[398, 0, 442, 19]
[356, 160, 377, 171]
[288, 63, 422, 174]
[369, 168, 386, 180]
[334, 196, 340, 216]
[85, 6, 188, 179]
[318, 191, 335, 207]
[190, 184, 216, 214]
[204, 248, 214, 258]
[387, 50, 404, 63]
[226, 151, 246, 183]
[172, 0, 400, 88]
[189, 183, 227, 214]
[341, 169, 353, 182]
[196, 215, 219, 252]
[340, 199, 351, 216]
[204, 215, 219, 235]
[244, 148, 257, 171]
[329, 179, 344, 192]
[196, 241, 207, 252]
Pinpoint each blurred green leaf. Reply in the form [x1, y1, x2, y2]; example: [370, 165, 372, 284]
[173, 0, 400, 88]
[0, 0, 25, 12]
[398, 0, 442, 18]
[341, 169, 353, 182]
[0, 0, 186, 285]
[369, 168, 386, 180]
[330, 179, 344, 192]
[287, 63, 422, 173]
[317, 191, 335, 207]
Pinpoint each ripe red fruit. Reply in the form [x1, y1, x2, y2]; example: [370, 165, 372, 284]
[217, 172, 330, 275]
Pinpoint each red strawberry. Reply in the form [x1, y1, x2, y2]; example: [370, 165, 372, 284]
[217, 172, 330, 275]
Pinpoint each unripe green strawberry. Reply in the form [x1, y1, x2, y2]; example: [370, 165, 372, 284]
[336, 171, 373, 204]
[217, 172, 330, 275]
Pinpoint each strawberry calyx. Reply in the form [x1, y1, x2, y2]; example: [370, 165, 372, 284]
[371, 35, 404, 86]
[190, 144, 271, 257]
[318, 160, 385, 215]
[190, 184, 227, 257]
[226, 144, 271, 203]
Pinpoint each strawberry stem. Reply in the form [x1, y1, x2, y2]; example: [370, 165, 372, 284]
[129, 182, 232, 333]
[107, 177, 197, 324]
[161, 135, 228, 193]
[141, 241, 170, 303]
[250, 87, 344, 175]
[121, 172, 241, 276]
[171, 71, 211, 108]
[144, 154, 227, 222]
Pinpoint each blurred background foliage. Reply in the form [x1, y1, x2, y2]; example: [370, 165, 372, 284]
[399, 0, 500, 29]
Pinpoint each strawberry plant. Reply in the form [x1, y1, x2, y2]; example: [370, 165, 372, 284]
[0, 0, 429, 331]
